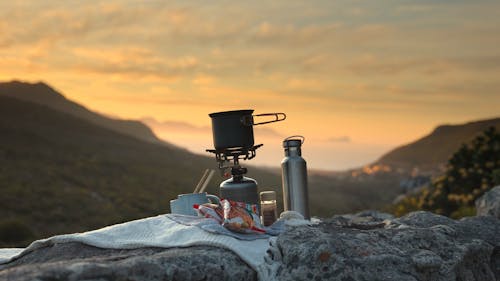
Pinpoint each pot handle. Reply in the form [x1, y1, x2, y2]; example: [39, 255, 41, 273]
[242, 113, 286, 126]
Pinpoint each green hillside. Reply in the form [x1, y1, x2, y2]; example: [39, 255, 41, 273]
[0, 96, 219, 245]
[377, 118, 500, 171]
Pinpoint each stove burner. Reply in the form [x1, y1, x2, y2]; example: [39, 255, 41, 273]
[206, 144, 263, 172]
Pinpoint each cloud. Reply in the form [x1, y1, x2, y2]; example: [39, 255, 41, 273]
[327, 136, 351, 143]
[69, 47, 201, 81]
[248, 22, 342, 46]
[0, 2, 166, 47]
[141, 117, 210, 135]
[88, 95, 219, 108]
[254, 127, 285, 139]
[0, 55, 47, 72]
[346, 55, 500, 76]
[193, 74, 216, 86]
[4, 0, 497, 86]
[285, 78, 325, 92]
[141, 116, 285, 139]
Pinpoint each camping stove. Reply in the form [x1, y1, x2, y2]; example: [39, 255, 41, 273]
[206, 144, 262, 207]
[206, 109, 285, 210]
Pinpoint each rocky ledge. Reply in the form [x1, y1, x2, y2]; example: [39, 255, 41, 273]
[0, 244, 256, 281]
[262, 211, 499, 281]
[1, 187, 499, 281]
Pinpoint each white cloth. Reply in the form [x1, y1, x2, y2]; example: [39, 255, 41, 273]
[0, 248, 23, 263]
[0, 214, 271, 276]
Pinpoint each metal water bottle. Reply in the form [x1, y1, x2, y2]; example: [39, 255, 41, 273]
[281, 136, 310, 219]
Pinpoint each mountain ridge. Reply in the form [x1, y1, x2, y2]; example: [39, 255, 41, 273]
[375, 117, 500, 172]
[0, 80, 163, 145]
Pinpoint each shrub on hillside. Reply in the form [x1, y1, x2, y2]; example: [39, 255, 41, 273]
[393, 126, 500, 218]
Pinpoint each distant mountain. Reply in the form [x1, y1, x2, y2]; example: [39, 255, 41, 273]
[309, 118, 500, 215]
[376, 117, 500, 173]
[0, 80, 162, 144]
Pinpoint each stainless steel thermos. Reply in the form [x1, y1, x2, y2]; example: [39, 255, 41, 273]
[281, 136, 310, 219]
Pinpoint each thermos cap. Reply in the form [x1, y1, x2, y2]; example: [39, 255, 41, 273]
[283, 135, 304, 148]
[260, 191, 276, 201]
[283, 139, 301, 148]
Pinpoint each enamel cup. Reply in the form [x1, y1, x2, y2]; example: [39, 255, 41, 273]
[170, 193, 220, 216]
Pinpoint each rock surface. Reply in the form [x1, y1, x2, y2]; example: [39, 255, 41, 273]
[476, 185, 500, 218]
[0, 243, 256, 281]
[263, 211, 500, 281]
[1, 210, 499, 281]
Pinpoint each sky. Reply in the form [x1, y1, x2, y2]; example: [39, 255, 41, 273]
[1, 0, 500, 170]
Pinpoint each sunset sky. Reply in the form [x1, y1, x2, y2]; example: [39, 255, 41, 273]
[1, 1, 500, 170]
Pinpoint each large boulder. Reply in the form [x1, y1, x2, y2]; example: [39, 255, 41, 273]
[476, 185, 500, 218]
[261, 211, 500, 281]
[1, 211, 499, 281]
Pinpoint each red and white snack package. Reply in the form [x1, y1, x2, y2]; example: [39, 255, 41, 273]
[222, 199, 265, 234]
[193, 200, 265, 234]
[194, 203, 223, 223]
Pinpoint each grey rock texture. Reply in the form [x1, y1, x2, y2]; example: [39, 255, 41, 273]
[1, 211, 499, 281]
[0, 242, 256, 281]
[476, 185, 500, 218]
[262, 211, 500, 281]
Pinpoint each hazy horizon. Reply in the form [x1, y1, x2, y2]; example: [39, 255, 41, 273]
[140, 115, 395, 171]
[1, 1, 500, 169]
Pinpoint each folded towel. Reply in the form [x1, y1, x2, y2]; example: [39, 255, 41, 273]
[0, 248, 23, 264]
[166, 214, 285, 240]
[0, 214, 277, 277]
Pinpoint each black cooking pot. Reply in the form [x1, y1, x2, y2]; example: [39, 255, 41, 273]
[209, 109, 286, 150]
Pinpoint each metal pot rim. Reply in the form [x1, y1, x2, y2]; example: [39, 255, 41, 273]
[209, 109, 254, 118]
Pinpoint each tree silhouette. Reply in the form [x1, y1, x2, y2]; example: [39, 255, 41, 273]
[394, 126, 500, 218]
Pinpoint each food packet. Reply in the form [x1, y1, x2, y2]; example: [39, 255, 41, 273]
[194, 203, 223, 223]
[221, 199, 265, 234]
[193, 199, 265, 234]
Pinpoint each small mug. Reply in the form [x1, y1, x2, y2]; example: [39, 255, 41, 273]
[170, 192, 220, 216]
